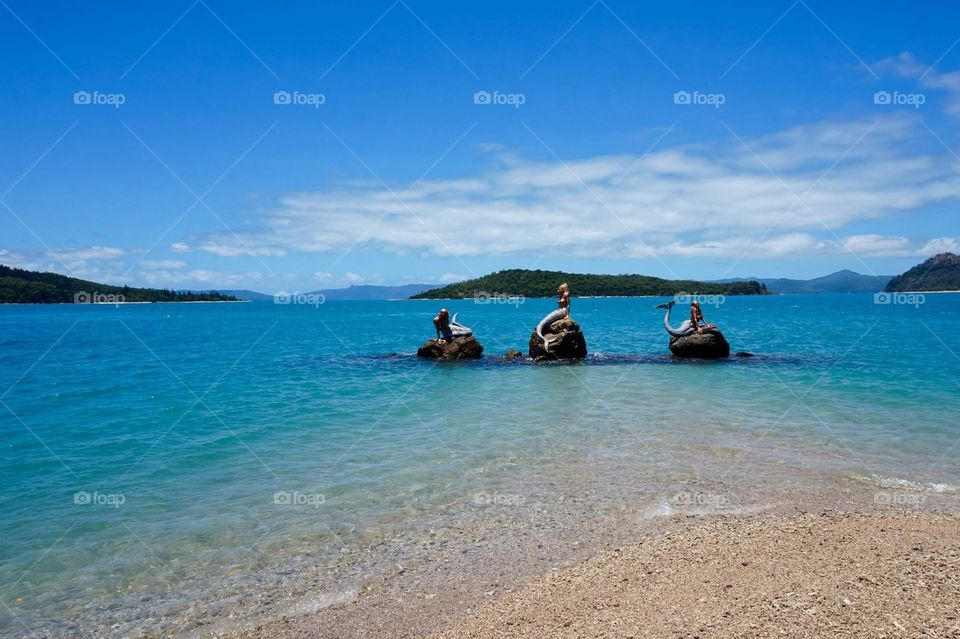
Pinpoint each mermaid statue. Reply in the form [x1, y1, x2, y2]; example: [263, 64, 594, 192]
[433, 308, 472, 342]
[654, 298, 730, 358]
[655, 299, 716, 337]
[535, 282, 571, 351]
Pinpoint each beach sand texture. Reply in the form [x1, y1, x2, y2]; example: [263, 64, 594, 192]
[433, 512, 960, 638]
[238, 511, 960, 638]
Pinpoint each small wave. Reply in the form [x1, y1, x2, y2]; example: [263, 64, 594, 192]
[850, 474, 958, 493]
[638, 497, 772, 520]
[275, 588, 359, 617]
[639, 498, 675, 519]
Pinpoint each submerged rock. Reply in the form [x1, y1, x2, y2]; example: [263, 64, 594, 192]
[668, 327, 730, 359]
[504, 348, 523, 359]
[417, 335, 483, 360]
[528, 317, 588, 361]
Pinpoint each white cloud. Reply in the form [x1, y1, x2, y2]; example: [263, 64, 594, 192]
[136, 269, 265, 287]
[140, 259, 187, 270]
[23, 246, 129, 279]
[839, 234, 959, 257]
[640, 233, 958, 259]
[197, 242, 286, 258]
[176, 117, 960, 261]
[439, 272, 468, 283]
[1, 246, 271, 290]
[49, 246, 125, 263]
[873, 51, 960, 116]
[169, 241, 285, 257]
[0, 249, 43, 271]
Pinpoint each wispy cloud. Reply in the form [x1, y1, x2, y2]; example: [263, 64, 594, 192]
[642, 234, 958, 259]
[174, 117, 960, 260]
[135, 269, 266, 288]
[140, 259, 187, 270]
[0, 246, 128, 280]
[872, 51, 960, 116]
[169, 241, 286, 257]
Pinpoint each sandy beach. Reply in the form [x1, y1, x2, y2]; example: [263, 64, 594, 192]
[235, 510, 960, 639]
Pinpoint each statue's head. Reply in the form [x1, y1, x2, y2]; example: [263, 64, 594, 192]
[559, 282, 569, 293]
[439, 308, 449, 318]
[691, 300, 700, 308]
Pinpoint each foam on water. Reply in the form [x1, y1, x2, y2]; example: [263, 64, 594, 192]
[850, 474, 959, 493]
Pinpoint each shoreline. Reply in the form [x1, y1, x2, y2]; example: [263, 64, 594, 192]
[232, 500, 960, 639]
[7, 438, 960, 637]
[434, 510, 960, 638]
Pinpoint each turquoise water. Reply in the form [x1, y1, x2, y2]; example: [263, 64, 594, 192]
[1, 294, 959, 636]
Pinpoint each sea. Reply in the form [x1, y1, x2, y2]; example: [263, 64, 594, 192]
[1, 293, 958, 637]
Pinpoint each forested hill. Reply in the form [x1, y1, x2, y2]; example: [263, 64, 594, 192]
[0, 265, 238, 303]
[885, 253, 960, 292]
[410, 269, 767, 299]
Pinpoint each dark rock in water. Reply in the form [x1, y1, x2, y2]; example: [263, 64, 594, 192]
[528, 317, 588, 361]
[735, 351, 754, 358]
[668, 328, 730, 359]
[504, 348, 523, 359]
[417, 335, 483, 360]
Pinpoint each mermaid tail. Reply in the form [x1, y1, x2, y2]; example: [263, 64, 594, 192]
[535, 308, 568, 350]
[449, 312, 473, 337]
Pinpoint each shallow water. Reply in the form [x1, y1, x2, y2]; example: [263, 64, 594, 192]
[1, 294, 958, 637]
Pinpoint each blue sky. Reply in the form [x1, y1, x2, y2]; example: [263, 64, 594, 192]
[1, 0, 959, 291]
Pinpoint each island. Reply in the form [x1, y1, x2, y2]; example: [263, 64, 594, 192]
[885, 252, 960, 292]
[0, 265, 239, 304]
[411, 269, 767, 299]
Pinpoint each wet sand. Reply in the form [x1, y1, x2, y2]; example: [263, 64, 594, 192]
[235, 510, 960, 638]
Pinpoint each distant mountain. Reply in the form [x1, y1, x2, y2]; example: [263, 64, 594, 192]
[714, 270, 893, 294]
[885, 253, 960, 292]
[206, 284, 435, 301]
[309, 283, 434, 301]
[0, 265, 238, 303]
[411, 269, 765, 298]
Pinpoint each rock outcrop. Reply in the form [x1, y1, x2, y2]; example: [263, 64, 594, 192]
[667, 327, 730, 359]
[528, 317, 587, 361]
[417, 335, 483, 360]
